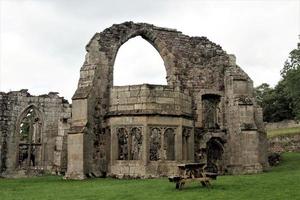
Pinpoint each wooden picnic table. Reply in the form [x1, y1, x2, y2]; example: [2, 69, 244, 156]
[168, 163, 218, 189]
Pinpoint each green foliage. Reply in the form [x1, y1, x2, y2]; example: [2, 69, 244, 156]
[1, 153, 300, 200]
[281, 43, 300, 120]
[255, 42, 300, 121]
[255, 82, 294, 122]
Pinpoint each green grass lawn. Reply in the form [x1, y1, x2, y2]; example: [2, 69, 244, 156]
[267, 127, 300, 138]
[1, 153, 300, 200]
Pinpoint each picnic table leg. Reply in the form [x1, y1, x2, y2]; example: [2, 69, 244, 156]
[175, 181, 185, 190]
[200, 180, 211, 187]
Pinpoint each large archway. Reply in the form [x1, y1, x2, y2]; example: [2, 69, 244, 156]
[113, 36, 167, 86]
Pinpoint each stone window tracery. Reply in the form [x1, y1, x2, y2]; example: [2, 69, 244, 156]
[18, 107, 43, 169]
[117, 128, 129, 160]
[117, 126, 143, 160]
[130, 127, 143, 160]
[149, 127, 161, 161]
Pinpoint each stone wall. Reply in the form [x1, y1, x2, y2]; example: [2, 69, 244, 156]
[109, 84, 192, 116]
[0, 90, 71, 176]
[265, 120, 300, 130]
[268, 134, 300, 153]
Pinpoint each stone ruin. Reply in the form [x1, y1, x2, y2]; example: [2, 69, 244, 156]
[0, 22, 268, 179]
[0, 90, 71, 176]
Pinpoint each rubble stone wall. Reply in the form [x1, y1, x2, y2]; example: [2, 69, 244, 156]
[0, 90, 71, 176]
[269, 134, 300, 153]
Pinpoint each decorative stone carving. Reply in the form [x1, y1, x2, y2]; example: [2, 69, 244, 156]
[235, 96, 253, 105]
[202, 94, 221, 129]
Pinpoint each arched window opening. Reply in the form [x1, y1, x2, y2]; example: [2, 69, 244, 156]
[149, 127, 161, 161]
[117, 127, 143, 161]
[130, 127, 142, 160]
[18, 107, 43, 169]
[113, 36, 167, 86]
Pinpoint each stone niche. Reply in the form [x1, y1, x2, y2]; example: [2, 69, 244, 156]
[107, 84, 194, 177]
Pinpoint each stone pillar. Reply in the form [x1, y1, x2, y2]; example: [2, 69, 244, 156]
[188, 127, 195, 162]
[110, 127, 118, 165]
[175, 125, 182, 161]
[143, 125, 148, 166]
[65, 132, 85, 179]
[65, 99, 88, 179]
[161, 129, 165, 161]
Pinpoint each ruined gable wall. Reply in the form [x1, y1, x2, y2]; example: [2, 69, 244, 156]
[0, 90, 71, 175]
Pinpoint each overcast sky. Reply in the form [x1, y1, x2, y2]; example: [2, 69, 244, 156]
[0, 0, 299, 101]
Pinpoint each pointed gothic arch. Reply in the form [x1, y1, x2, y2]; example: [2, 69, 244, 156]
[15, 105, 44, 169]
[113, 36, 167, 86]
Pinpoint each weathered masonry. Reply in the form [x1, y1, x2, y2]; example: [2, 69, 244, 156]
[0, 90, 71, 176]
[66, 21, 268, 179]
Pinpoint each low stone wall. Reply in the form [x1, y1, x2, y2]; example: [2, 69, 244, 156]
[109, 84, 192, 117]
[265, 120, 300, 130]
[268, 133, 300, 153]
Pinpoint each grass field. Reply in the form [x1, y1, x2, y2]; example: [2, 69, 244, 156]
[267, 127, 300, 138]
[1, 153, 300, 200]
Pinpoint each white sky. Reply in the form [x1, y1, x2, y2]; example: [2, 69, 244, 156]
[0, 0, 299, 101]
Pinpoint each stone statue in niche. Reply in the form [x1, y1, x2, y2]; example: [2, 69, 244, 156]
[117, 128, 129, 160]
[149, 128, 161, 161]
[164, 128, 175, 160]
[130, 127, 142, 160]
[202, 95, 221, 129]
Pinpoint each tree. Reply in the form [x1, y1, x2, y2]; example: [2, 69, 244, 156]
[281, 42, 300, 120]
[255, 82, 294, 122]
[255, 40, 300, 122]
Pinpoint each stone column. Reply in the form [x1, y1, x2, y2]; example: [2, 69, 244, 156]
[175, 125, 182, 161]
[66, 132, 85, 180]
[110, 127, 118, 165]
[65, 99, 88, 180]
[143, 125, 148, 166]
[188, 127, 195, 162]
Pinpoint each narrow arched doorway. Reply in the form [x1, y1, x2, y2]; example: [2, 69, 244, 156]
[206, 137, 224, 173]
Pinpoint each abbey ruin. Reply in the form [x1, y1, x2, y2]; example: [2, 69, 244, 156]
[0, 22, 268, 179]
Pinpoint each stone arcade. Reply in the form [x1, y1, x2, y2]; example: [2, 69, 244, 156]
[0, 22, 268, 179]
